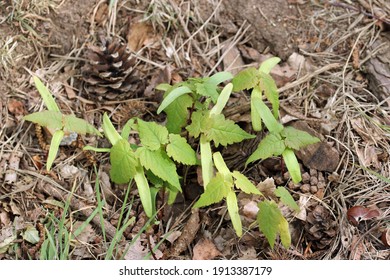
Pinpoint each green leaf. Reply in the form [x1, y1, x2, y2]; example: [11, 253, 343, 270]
[33, 76, 60, 112]
[63, 115, 101, 136]
[164, 94, 193, 134]
[24, 111, 63, 130]
[133, 165, 153, 218]
[200, 135, 213, 188]
[155, 83, 172, 91]
[102, 113, 122, 146]
[226, 190, 242, 237]
[258, 57, 281, 74]
[281, 126, 320, 150]
[196, 82, 219, 102]
[282, 148, 301, 183]
[193, 173, 231, 208]
[121, 118, 135, 140]
[166, 134, 197, 165]
[186, 110, 208, 138]
[46, 130, 64, 171]
[232, 171, 261, 195]
[259, 72, 279, 118]
[274, 187, 300, 212]
[257, 200, 291, 249]
[109, 139, 138, 184]
[213, 152, 231, 180]
[137, 119, 169, 150]
[210, 83, 233, 115]
[22, 225, 40, 244]
[251, 95, 283, 133]
[206, 113, 255, 147]
[250, 86, 262, 131]
[246, 132, 285, 166]
[136, 147, 181, 192]
[157, 85, 192, 114]
[208, 71, 233, 86]
[232, 67, 260, 91]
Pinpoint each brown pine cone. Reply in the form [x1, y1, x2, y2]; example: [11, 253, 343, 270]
[304, 204, 337, 250]
[81, 38, 141, 101]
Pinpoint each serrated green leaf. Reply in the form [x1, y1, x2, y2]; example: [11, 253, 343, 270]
[24, 111, 63, 130]
[226, 190, 242, 237]
[193, 173, 231, 208]
[157, 85, 192, 114]
[210, 83, 233, 115]
[250, 86, 263, 131]
[257, 200, 291, 249]
[232, 171, 261, 195]
[282, 148, 301, 183]
[136, 147, 181, 191]
[46, 130, 64, 171]
[274, 187, 300, 212]
[232, 67, 261, 91]
[137, 119, 169, 150]
[251, 94, 283, 133]
[22, 225, 40, 244]
[259, 72, 279, 118]
[186, 110, 209, 138]
[102, 113, 122, 145]
[208, 71, 233, 85]
[258, 57, 281, 74]
[33, 76, 60, 112]
[63, 115, 101, 136]
[196, 82, 219, 102]
[133, 165, 153, 218]
[281, 126, 320, 150]
[109, 139, 138, 184]
[246, 132, 285, 166]
[164, 94, 193, 133]
[166, 134, 197, 165]
[206, 113, 255, 147]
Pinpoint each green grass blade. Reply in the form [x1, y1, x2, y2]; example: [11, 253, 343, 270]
[134, 165, 153, 218]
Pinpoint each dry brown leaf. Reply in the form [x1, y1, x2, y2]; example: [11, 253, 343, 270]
[256, 177, 276, 197]
[237, 246, 257, 260]
[192, 238, 221, 260]
[222, 45, 245, 75]
[127, 22, 154, 52]
[7, 99, 26, 117]
[381, 229, 390, 248]
[4, 151, 23, 184]
[242, 200, 259, 220]
[347, 205, 380, 226]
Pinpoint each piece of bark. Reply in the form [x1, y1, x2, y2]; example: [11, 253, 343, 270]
[365, 33, 390, 101]
[291, 121, 340, 172]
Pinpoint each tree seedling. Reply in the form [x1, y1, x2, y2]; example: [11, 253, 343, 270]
[232, 58, 320, 183]
[23, 76, 102, 170]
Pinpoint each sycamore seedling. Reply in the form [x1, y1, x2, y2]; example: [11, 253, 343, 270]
[232, 58, 320, 183]
[85, 113, 197, 218]
[23, 76, 101, 170]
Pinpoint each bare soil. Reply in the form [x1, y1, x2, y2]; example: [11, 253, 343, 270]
[0, 0, 389, 260]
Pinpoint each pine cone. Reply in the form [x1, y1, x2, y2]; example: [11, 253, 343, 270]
[304, 204, 338, 250]
[81, 38, 140, 101]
